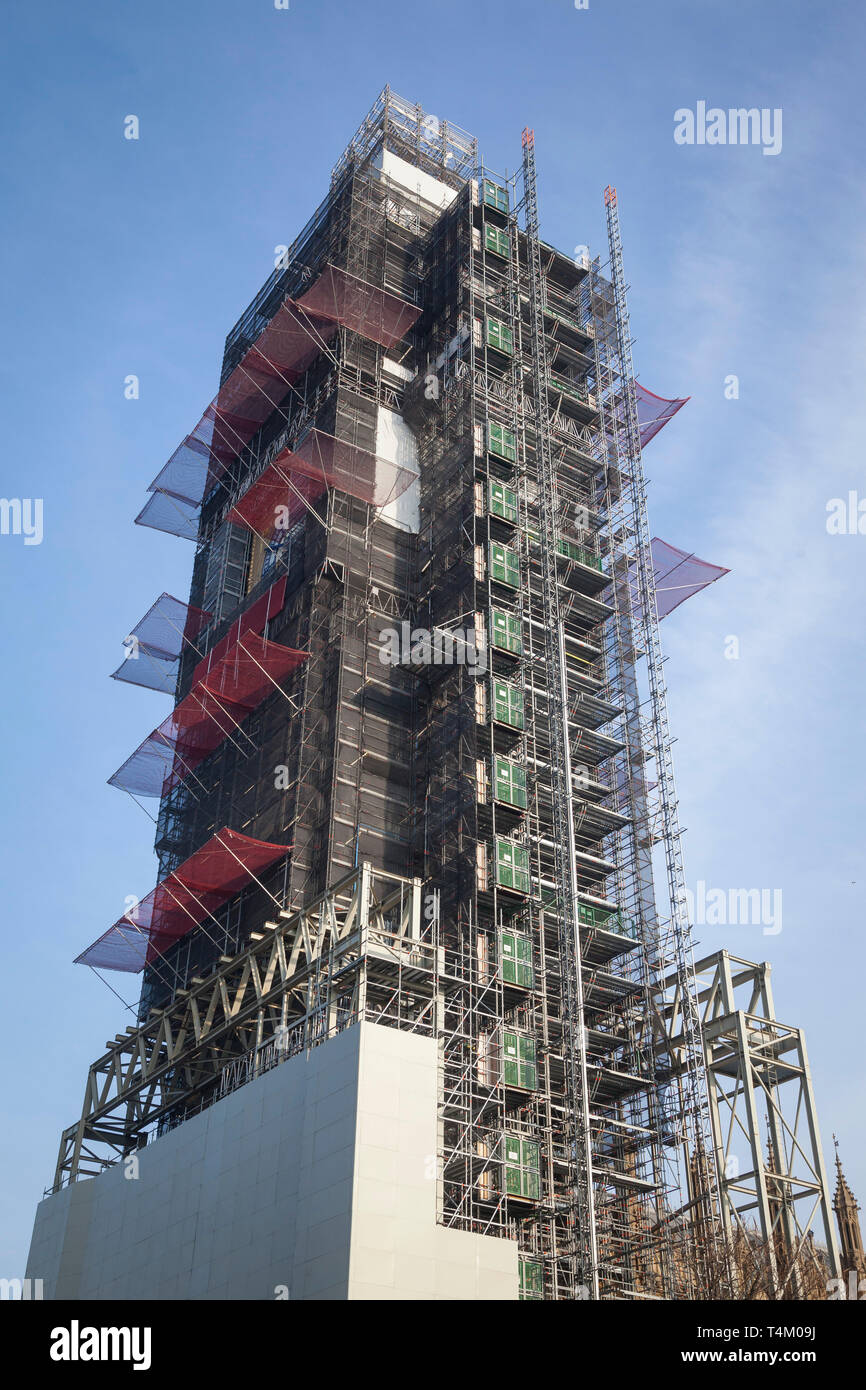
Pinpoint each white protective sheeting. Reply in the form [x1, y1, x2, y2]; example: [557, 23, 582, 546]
[376, 404, 420, 533]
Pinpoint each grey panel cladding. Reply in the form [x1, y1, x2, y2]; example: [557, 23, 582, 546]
[28, 1026, 363, 1301]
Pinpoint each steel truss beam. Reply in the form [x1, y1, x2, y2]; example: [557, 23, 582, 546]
[53, 865, 432, 1192]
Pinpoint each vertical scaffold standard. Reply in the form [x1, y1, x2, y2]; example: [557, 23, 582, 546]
[600, 183, 731, 1291]
[521, 126, 599, 1300]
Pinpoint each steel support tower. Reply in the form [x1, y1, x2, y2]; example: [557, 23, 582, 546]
[664, 950, 840, 1296]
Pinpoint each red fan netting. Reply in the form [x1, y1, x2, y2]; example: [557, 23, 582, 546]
[229, 429, 418, 539]
[650, 538, 729, 618]
[614, 539, 728, 622]
[75, 828, 289, 973]
[228, 458, 328, 538]
[634, 382, 688, 448]
[135, 265, 420, 539]
[109, 580, 305, 798]
[295, 264, 421, 351]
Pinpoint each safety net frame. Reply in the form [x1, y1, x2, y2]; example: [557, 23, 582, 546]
[75, 828, 290, 973]
[617, 537, 730, 624]
[633, 382, 689, 448]
[649, 537, 730, 619]
[108, 578, 306, 799]
[135, 264, 420, 541]
[228, 429, 419, 541]
[110, 593, 212, 694]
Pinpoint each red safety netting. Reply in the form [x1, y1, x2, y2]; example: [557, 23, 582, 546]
[110, 593, 212, 694]
[135, 267, 419, 540]
[295, 429, 417, 508]
[109, 638, 306, 798]
[229, 429, 418, 538]
[189, 576, 287, 686]
[199, 632, 307, 713]
[296, 264, 421, 350]
[650, 538, 729, 618]
[75, 828, 289, 973]
[228, 456, 328, 539]
[109, 580, 305, 798]
[136, 304, 339, 541]
[634, 382, 689, 448]
[616, 539, 729, 623]
[210, 302, 337, 452]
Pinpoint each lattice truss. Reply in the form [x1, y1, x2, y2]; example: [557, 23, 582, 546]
[55, 866, 439, 1191]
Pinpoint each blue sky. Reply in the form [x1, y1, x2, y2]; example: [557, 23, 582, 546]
[2, 0, 864, 1276]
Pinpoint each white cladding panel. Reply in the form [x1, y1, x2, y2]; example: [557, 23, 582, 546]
[376, 405, 420, 533]
[27, 1025, 517, 1301]
[376, 148, 457, 210]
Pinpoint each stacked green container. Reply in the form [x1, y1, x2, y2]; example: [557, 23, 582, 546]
[503, 1134, 540, 1200]
[500, 931, 533, 988]
[491, 679, 524, 729]
[488, 480, 517, 523]
[485, 316, 514, 355]
[489, 609, 522, 656]
[483, 179, 509, 213]
[484, 223, 510, 258]
[489, 541, 520, 588]
[493, 839, 530, 894]
[493, 755, 527, 809]
[519, 1258, 544, 1300]
[502, 1030, 537, 1089]
[487, 421, 516, 463]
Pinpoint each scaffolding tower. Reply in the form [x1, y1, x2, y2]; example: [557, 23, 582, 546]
[50, 89, 738, 1300]
[663, 950, 840, 1296]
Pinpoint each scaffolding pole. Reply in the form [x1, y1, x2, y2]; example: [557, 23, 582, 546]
[521, 127, 598, 1298]
[601, 185, 729, 1289]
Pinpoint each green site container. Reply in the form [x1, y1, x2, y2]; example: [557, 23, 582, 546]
[505, 1165, 540, 1200]
[491, 678, 524, 730]
[502, 1031, 537, 1090]
[493, 839, 530, 895]
[487, 421, 517, 463]
[557, 537, 603, 572]
[483, 179, 509, 214]
[485, 316, 514, 355]
[484, 223, 510, 258]
[489, 608, 523, 656]
[488, 480, 517, 523]
[503, 1133, 523, 1168]
[489, 541, 520, 589]
[500, 931, 533, 988]
[519, 1258, 544, 1300]
[493, 755, 527, 809]
[503, 1134, 540, 1200]
[575, 906, 617, 928]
